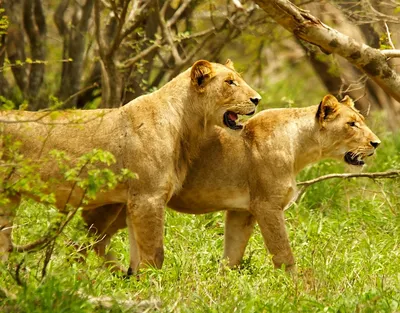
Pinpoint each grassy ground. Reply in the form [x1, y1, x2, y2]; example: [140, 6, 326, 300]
[1, 129, 400, 312]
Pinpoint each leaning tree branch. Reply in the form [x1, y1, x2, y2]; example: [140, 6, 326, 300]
[291, 170, 400, 206]
[253, 0, 400, 103]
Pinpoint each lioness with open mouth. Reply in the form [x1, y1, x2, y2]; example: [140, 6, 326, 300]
[81, 94, 380, 272]
[0, 60, 261, 273]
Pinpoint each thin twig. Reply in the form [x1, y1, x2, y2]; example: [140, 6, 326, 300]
[167, 0, 192, 28]
[0, 110, 112, 125]
[41, 240, 56, 279]
[297, 170, 400, 187]
[291, 170, 400, 207]
[123, 42, 161, 68]
[12, 236, 51, 253]
[383, 22, 396, 50]
[62, 83, 98, 107]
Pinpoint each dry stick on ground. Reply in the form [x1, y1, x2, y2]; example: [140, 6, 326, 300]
[291, 170, 400, 211]
[84, 295, 161, 311]
[0, 286, 16, 300]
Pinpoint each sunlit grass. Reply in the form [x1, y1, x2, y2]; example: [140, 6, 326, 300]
[1, 131, 399, 312]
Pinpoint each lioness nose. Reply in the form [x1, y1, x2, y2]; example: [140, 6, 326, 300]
[250, 96, 261, 106]
[370, 141, 380, 148]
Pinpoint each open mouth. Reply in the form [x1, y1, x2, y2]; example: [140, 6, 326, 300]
[344, 152, 365, 166]
[223, 111, 255, 130]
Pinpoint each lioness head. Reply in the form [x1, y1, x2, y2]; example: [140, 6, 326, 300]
[190, 59, 261, 130]
[317, 94, 381, 166]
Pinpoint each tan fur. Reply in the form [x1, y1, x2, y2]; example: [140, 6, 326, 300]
[81, 95, 380, 272]
[0, 60, 261, 272]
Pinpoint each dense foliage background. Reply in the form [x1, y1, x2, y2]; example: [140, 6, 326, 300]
[1, 0, 400, 312]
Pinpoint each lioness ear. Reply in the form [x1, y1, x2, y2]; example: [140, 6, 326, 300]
[225, 59, 235, 70]
[191, 60, 215, 92]
[340, 95, 355, 108]
[316, 94, 340, 127]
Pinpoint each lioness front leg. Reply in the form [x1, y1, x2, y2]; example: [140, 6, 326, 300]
[223, 210, 256, 268]
[251, 201, 295, 271]
[126, 195, 165, 274]
[0, 194, 21, 262]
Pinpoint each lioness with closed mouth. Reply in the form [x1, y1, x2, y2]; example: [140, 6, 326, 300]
[0, 60, 261, 273]
[81, 94, 380, 272]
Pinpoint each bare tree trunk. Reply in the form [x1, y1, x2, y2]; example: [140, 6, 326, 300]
[56, 0, 94, 108]
[0, 4, 9, 97]
[23, 0, 47, 109]
[4, 0, 28, 96]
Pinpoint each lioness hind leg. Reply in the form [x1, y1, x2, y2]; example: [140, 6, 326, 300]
[126, 196, 165, 274]
[82, 204, 127, 273]
[0, 194, 21, 262]
[223, 210, 256, 268]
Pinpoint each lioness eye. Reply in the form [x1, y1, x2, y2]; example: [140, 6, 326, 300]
[226, 79, 236, 86]
[348, 122, 356, 127]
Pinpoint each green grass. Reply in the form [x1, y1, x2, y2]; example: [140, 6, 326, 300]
[1, 131, 400, 313]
